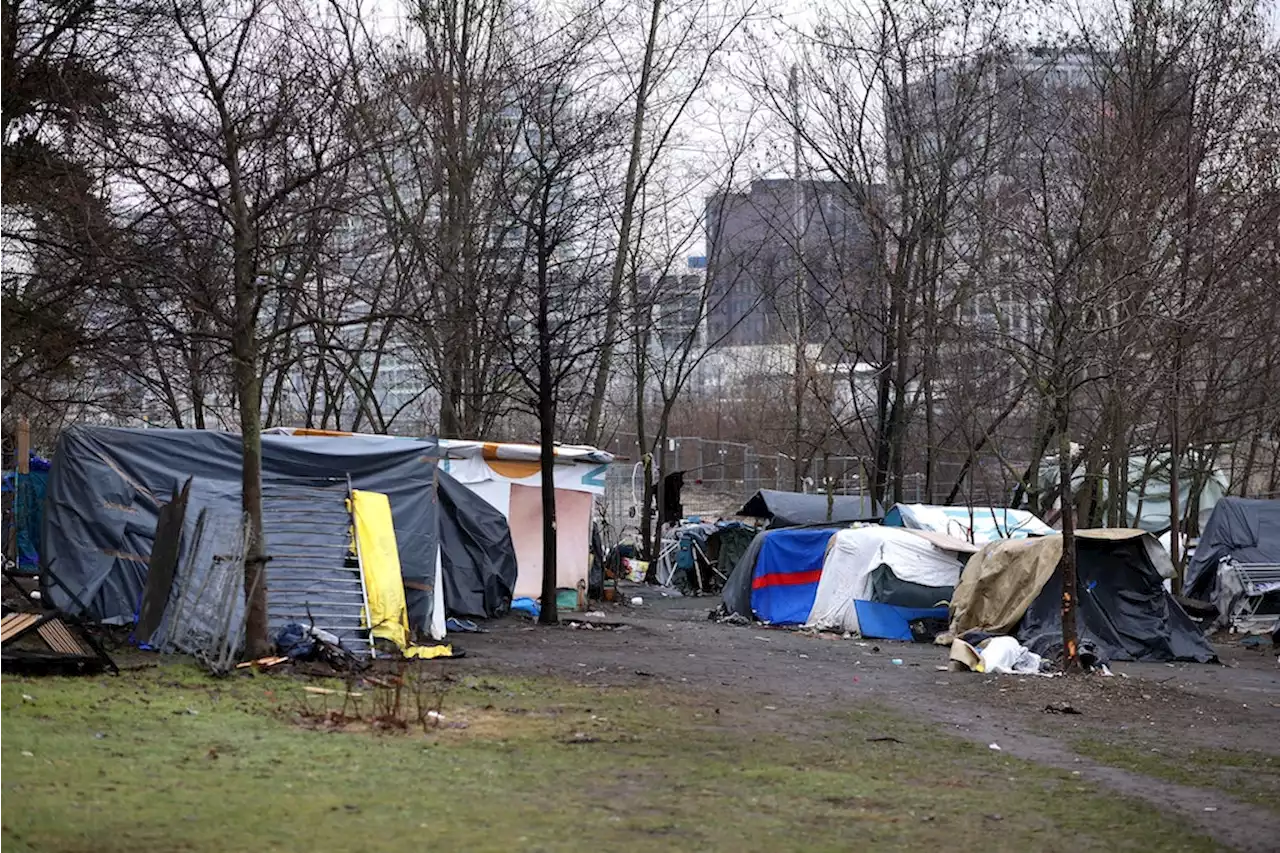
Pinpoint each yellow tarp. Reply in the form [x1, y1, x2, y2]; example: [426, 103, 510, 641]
[351, 490, 452, 659]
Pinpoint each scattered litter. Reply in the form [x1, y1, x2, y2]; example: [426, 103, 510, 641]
[754, 635, 772, 642]
[93, 732, 106, 739]
[764, 705, 777, 711]
[235, 656, 288, 670]
[984, 814, 1003, 822]
[171, 707, 200, 716]
[21, 694, 33, 702]
[634, 670, 654, 677]
[866, 736, 904, 744]
[630, 597, 643, 606]
[445, 618, 485, 633]
[890, 658, 903, 666]
[799, 653, 809, 659]
[1203, 807, 1218, 812]
[303, 686, 363, 698]
[426, 710, 444, 721]
[988, 743, 1002, 751]
[21, 751, 33, 757]
[1044, 702, 1082, 716]
[935, 665, 949, 671]
[583, 611, 606, 618]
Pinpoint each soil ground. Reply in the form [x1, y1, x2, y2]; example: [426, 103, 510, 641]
[453, 587, 1280, 851]
[3, 589, 1277, 852]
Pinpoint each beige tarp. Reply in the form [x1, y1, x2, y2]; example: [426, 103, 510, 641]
[949, 529, 1150, 635]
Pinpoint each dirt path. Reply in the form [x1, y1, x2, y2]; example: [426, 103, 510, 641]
[448, 595, 1280, 852]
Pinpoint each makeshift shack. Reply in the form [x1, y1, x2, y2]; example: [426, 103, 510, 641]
[950, 530, 1215, 663]
[43, 426, 446, 645]
[884, 503, 1053, 544]
[805, 526, 971, 640]
[437, 439, 612, 598]
[739, 489, 881, 528]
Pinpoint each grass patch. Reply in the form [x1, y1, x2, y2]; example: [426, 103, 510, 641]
[1074, 737, 1280, 814]
[3, 661, 1227, 852]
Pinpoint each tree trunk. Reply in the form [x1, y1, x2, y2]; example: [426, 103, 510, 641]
[234, 284, 270, 659]
[584, 0, 664, 446]
[1056, 388, 1079, 672]
[536, 255, 558, 625]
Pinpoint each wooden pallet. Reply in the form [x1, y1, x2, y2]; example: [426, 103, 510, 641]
[2, 610, 115, 672]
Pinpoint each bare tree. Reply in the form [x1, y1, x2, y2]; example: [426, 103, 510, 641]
[114, 0, 363, 655]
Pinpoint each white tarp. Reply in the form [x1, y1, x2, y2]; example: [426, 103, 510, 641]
[806, 527, 964, 634]
[885, 504, 1054, 543]
[438, 439, 612, 496]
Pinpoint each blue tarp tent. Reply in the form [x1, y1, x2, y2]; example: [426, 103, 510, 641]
[743, 527, 837, 625]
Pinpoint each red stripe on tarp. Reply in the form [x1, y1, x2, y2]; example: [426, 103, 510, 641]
[752, 569, 823, 590]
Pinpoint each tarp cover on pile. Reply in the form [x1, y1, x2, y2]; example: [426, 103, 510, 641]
[1184, 497, 1280, 600]
[806, 527, 964, 636]
[437, 468, 517, 618]
[42, 426, 441, 633]
[739, 490, 880, 528]
[884, 503, 1053, 543]
[951, 530, 1215, 663]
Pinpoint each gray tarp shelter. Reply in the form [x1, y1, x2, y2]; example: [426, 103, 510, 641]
[437, 468, 518, 618]
[42, 426, 442, 634]
[739, 489, 881, 528]
[1185, 497, 1280, 600]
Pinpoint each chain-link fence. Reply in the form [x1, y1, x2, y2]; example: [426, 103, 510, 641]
[598, 432, 1014, 549]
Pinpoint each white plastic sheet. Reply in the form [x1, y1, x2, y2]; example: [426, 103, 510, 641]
[805, 527, 963, 634]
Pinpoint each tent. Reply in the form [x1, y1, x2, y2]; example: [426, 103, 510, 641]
[805, 527, 967, 639]
[720, 525, 846, 624]
[1039, 450, 1228, 535]
[739, 489, 881, 528]
[438, 439, 612, 597]
[1184, 497, 1280, 600]
[884, 503, 1054, 543]
[42, 426, 445, 640]
[951, 530, 1215, 663]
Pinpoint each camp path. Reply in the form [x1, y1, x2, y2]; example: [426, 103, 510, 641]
[452, 594, 1280, 853]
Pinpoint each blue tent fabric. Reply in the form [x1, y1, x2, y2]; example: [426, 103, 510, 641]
[3, 469, 47, 568]
[853, 601, 948, 641]
[749, 527, 835, 625]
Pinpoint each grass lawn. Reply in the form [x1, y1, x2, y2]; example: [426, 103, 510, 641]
[2, 661, 1224, 852]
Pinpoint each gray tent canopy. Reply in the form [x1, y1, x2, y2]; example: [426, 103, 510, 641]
[1185, 497, 1280, 600]
[739, 489, 881, 528]
[42, 426, 442, 634]
[437, 467, 517, 618]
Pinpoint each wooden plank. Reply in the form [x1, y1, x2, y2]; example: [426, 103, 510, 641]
[1, 613, 40, 643]
[38, 620, 88, 656]
[16, 416, 29, 474]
